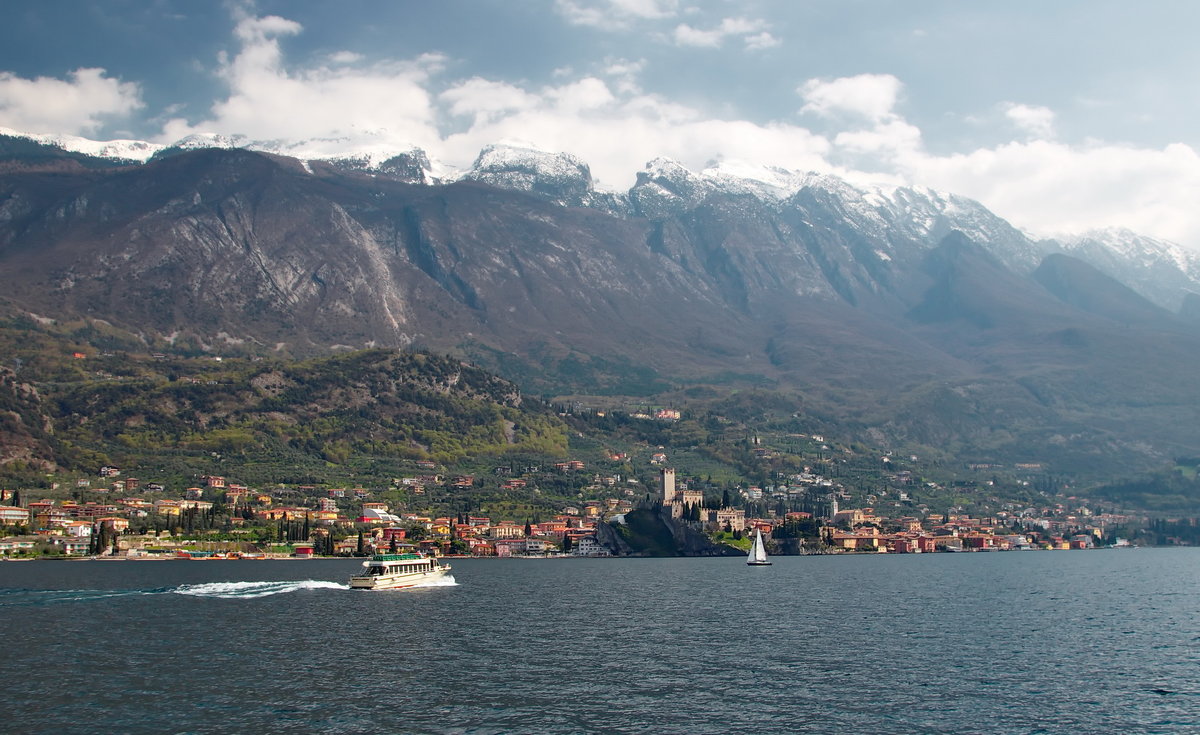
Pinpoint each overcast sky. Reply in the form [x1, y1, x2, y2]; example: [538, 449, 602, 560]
[3, 0, 1200, 248]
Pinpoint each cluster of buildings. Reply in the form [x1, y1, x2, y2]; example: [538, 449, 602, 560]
[0, 465, 629, 557]
[0, 452, 1143, 557]
[786, 503, 1130, 552]
[654, 468, 1131, 553]
[349, 513, 613, 558]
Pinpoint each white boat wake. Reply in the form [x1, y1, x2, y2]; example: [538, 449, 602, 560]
[407, 574, 458, 588]
[2, 576, 459, 606]
[171, 580, 350, 598]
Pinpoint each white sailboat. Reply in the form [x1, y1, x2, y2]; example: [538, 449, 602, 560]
[747, 528, 772, 566]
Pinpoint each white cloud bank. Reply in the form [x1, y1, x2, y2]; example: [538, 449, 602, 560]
[0, 67, 142, 135]
[800, 74, 904, 123]
[162, 21, 1200, 250]
[798, 75, 1200, 246]
[157, 14, 445, 156]
[4, 13, 1200, 250]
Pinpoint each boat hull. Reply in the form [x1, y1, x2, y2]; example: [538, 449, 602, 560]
[747, 561, 772, 566]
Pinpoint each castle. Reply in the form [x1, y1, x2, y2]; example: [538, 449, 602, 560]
[660, 468, 745, 531]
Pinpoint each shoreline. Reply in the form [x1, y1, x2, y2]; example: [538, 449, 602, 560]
[2, 545, 1141, 562]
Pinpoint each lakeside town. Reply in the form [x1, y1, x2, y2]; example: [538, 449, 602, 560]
[0, 456, 1145, 559]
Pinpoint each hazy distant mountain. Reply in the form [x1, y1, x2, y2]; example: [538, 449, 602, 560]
[1056, 228, 1200, 312]
[2, 129, 1200, 473]
[1033, 253, 1176, 325]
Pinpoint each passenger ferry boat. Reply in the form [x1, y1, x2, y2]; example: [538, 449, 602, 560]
[348, 553, 451, 590]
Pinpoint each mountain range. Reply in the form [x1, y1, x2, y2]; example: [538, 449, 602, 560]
[2, 127, 1199, 476]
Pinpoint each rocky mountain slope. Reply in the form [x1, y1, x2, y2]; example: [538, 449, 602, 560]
[2, 130, 1200, 473]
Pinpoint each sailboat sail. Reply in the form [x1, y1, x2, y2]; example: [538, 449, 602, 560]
[747, 528, 771, 565]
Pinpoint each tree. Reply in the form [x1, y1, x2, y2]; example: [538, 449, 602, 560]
[388, 537, 398, 553]
[356, 530, 365, 555]
[524, 521, 532, 537]
[561, 534, 573, 553]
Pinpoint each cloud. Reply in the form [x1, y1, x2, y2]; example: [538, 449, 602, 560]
[744, 32, 782, 51]
[799, 73, 903, 123]
[548, 77, 617, 112]
[232, 13, 302, 42]
[328, 51, 364, 65]
[907, 140, 1200, 246]
[554, 0, 678, 30]
[601, 58, 646, 94]
[672, 17, 777, 50]
[0, 68, 142, 135]
[796, 74, 919, 174]
[1004, 102, 1056, 139]
[441, 78, 540, 125]
[793, 74, 1200, 247]
[158, 14, 442, 153]
[834, 119, 923, 161]
[439, 76, 832, 188]
[149, 13, 1200, 250]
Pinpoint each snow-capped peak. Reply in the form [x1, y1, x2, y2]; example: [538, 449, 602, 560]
[0, 126, 164, 163]
[700, 160, 816, 201]
[460, 142, 599, 206]
[166, 133, 251, 151]
[1059, 227, 1198, 278]
[0, 126, 439, 180]
[468, 143, 593, 183]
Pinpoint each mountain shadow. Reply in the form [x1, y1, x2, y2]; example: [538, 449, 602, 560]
[1033, 253, 1176, 328]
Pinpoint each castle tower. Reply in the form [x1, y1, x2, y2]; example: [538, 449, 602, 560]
[660, 468, 676, 506]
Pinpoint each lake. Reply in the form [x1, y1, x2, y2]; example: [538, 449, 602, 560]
[2, 549, 1198, 734]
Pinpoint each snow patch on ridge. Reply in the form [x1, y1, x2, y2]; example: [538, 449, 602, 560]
[1060, 227, 1198, 276]
[0, 126, 163, 162]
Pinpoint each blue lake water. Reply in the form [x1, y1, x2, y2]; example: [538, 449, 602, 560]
[2, 549, 1199, 734]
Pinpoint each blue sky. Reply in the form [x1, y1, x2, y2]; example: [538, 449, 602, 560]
[3, 0, 1200, 248]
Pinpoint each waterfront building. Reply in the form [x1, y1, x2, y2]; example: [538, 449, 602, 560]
[0, 506, 30, 526]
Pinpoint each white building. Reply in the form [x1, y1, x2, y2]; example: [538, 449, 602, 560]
[572, 536, 610, 557]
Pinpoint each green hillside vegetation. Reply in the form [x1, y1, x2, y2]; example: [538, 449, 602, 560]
[1087, 459, 1200, 512]
[612, 508, 679, 556]
[52, 349, 568, 486]
[1, 308, 1196, 519]
[0, 310, 566, 489]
